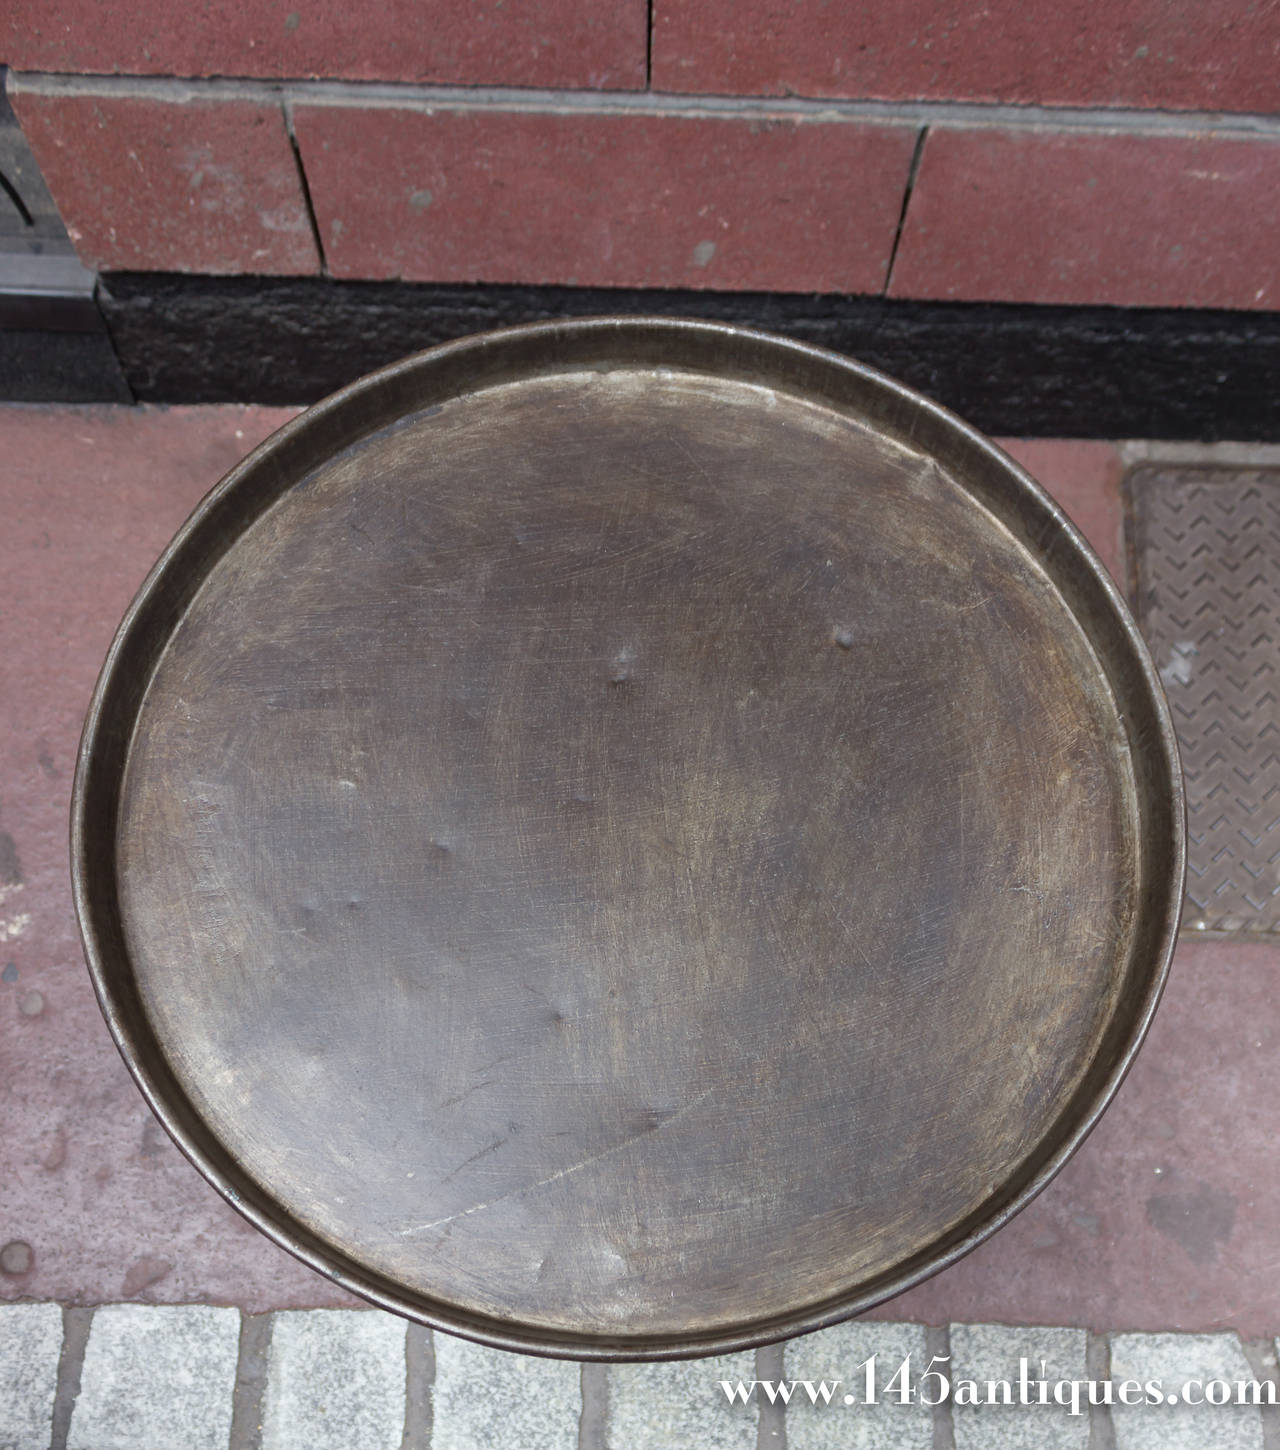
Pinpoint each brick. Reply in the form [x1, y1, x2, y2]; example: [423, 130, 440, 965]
[651, 0, 1280, 113]
[68, 1304, 239, 1450]
[949, 1324, 1089, 1450]
[1111, 1332, 1263, 1450]
[262, 1310, 406, 1450]
[433, 1333, 580, 1450]
[292, 103, 918, 292]
[889, 126, 1280, 311]
[608, 1354, 757, 1450]
[0, 1303, 62, 1450]
[9, 84, 319, 275]
[784, 1321, 931, 1450]
[0, 0, 647, 89]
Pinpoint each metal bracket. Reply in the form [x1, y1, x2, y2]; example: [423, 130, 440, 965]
[1, 67, 101, 331]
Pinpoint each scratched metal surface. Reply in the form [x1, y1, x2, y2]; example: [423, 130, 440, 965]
[73, 320, 1183, 1358]
[1130, 465, 1280, 936]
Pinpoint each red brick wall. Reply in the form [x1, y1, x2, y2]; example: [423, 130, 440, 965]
[4, 1, 1279, 308]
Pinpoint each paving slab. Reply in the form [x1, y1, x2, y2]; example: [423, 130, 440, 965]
[0, 1302, 63, 1450]
[784, 1321, 931, 1450]
[67, 1303, 239, 1450]
[949, 1324, 1089, 1450]
[261, 1309, 406, 1450]
[0, 402, 365, 1317]
[873, 936, 1280, 1336]
[608, 1354, 757, 1450]
[1110, 1332, 1264, 1450]
[432, 1332, 580, 1450]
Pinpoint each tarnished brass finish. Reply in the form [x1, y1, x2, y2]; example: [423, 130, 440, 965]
[72, 320, 1183, 1359]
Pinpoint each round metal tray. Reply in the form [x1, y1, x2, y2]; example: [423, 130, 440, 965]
[73, 319, 1183, 1359]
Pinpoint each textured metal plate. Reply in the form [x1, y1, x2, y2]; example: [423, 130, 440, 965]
[73, 320, 1183, 1359]
[1130, 466, 1280, 935]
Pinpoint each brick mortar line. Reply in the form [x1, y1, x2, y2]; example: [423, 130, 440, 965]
[228, 1311, 272, 1450]
[925, 1325, 955, 1450]
[9, 69, 1280, 139]
[402, 1324, 434, 1450]
[882, 124, 928, 296]
[1239, 1339, 1280, 1450]
[280, 94, 328, 275]
[756, 1340, 786, 1450]
[1086, 1331, 1116, 1450]
[579, 1361, 608, 1450]
[48, 1305, 93, 1450]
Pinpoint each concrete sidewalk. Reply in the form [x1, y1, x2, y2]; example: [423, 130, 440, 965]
[2, 405, 1279, 1447]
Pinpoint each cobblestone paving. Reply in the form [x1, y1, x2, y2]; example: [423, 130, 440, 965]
[4, 1306, 1279, 1449]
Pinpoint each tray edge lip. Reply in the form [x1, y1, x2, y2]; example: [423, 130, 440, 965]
[69, 314, 1186, 1360]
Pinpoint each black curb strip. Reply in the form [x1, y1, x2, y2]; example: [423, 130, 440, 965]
[3, 269, 1279, 440]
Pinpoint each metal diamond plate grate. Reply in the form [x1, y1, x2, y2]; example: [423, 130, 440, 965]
[1130, 465, 1280, 935]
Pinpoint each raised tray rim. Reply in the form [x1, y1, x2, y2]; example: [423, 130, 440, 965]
[70, 316, 1185, 1359]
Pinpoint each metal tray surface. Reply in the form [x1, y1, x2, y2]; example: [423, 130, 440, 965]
[73, 319, 1183, 1359]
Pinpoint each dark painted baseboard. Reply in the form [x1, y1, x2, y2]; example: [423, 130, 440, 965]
[11, 269, 1280, 438]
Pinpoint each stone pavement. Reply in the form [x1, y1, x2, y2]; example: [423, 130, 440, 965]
[3, 1302, 1280, 1449]
[3, 405, 1280, 1447]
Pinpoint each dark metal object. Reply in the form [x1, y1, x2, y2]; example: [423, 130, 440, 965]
[0, 68, 101, 331]
[1130, 464, 1280, 935]
[73, 319, 1184, 1359]
[0, 69, 75, 255]
[96, 272, 1280, 441]
[0, 250, 100, 332]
